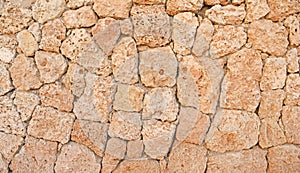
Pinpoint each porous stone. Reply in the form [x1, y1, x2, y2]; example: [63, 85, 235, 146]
[28, 22, 41, 43]
[0, 154, 7, 173]
[16, 30, 38, 57]
[284, 74, 300, 106]
[0, 132, 23, 164]
[220, 48, 262, 112]
[0, 47, 16, 63]
[266, 0, 300, 22]
[39, 82, 74, 112]
[55, 142, 101, 173]
[166, 0, 203, 16]
[133, 0, 165, 4]
[0, 63, 13, 96]
[0, 35, 18, 50]
[172, 12, 198, 55]
[204, 0, 230, 5]
[35, 51, 67, 83]
[114, 160, 160, 173]
[210, 26, 247, 58]
[248, 19, 288, 56]
[259, 118, 286, 148]
[258, 90, 285, 120]
[62, 6, 97, 28]
[28, 106, 75, 144]
[139, 46, 177, 87]
[260, 58, 287, 91]
[131, 5, 171, 47]
[127, 140, 144, 159]
[10, 136, 57, 173]
[71, 120, 108, 157]
[232, 0, 244, 5]
[93, 0, 132, 19]
[205, 109, 260, 153]
[286, 48, 299, 73]
[14, 91, 39, 121]
[244, 0, 270, 23]
[67, 0, 93, 9]
[62, 63, 86, 97]
[282, 106, 300, 144]
[284, 15, 300, 46]
[32, 0, 66, 23]
[120, 18, 133, 36]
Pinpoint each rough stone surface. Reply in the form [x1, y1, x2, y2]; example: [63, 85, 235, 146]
[259, 118, 286, 148]
[126, 140, 144, 159]
[120, 18, 133, 36]
[286, 48, 299, 73]
[67, 0, 93, 9]
[62, 6, 97, 29]
[0, 132, 23, 164]
[93, 0, 132, 19]
[32, 0, 66, 23]
[284, 74, 300, 106]
[0, 63, 13, 96]
[114, 160, 160, 173]
[258, 90, 285, 120]
[244, 0, 270, 23]
[16, 30, 38, 57]
[204, 0, 230, 5]
[0, 154, 8, 173]
[62, 63, 86, 97]
[282, 106, 300, 144]
[14, 91, 40, 121]
[0, 47, 15, 63]
[166, 0, 203, 16]
[284, 15, 300, 46]
[133, 0, 165, 5]
[28, 22, 41, 43]
[266, 0, 300, 22]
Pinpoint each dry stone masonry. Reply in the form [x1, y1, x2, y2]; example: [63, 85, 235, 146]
[0, 0, 300, 172]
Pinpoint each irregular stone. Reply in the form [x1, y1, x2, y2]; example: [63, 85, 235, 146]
[244, 0, 270, 23]
[260, 58, 287, 90]
[267, 145, 300, 173]
[166, 0, 203, 16]
[28, 22, 41, 43]
[131, 5, 171, 47]
[112, 37, 139, 84]
[0, 154, 7, 173]
[266, 0, 300, 22]
[9, 54, 42, 91]
[282, 106, 300, 144]
[0, 63, 13, 96]
[204, 0, 230, 5]
[284, 15, 300, 46]
[0, 47, 16, 63]
[93, 0, 132, 19]
[210, 26, 247, 58]
[120, 18, 133, 36]
[258, 90, 285, 120]
[62, 6, 97, 28]
[207, 147, 267, 173]
[139, 46, 177, 87]
[167, 142, 207, 173]
[71, 120, 108, 157]
[248, 19, 288, 56]
[172, 12, 198, 55]
[284, 74, 300, 106]
[32, 0, 66, 23]
[143, 87, 178, 122]
[259, 118, 286, 148]
[67, 0, 93, 9]
[10, 136, 57, 173]
[133, 0, 165, 4]
[14, 91, 39, 121]
[126, 140, 144, 159]
[35, 51, 67, 83]
[0, 132, 23, 164]
[142, 120, 176, 159]
[232, 0, 244, 5]
[55, 142, 101, 173]
[114, 160, 160, 173]
[62, 63, 86, 97]
[113, 84, 144, 112]
[205, 109, 260, 153]
[28, 105, 75, 144]
[16, 30, 38, 57]
[6, 0, 36, 8]
[39, 82, 74, 112]
[205, 4, 246, 25]
[0, 35, 18, 50]
[220, 48, 262, 112]
[286, 48, 299, 73]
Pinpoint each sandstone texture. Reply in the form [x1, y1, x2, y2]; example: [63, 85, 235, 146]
[16, 30, 38, 57]
[62, 6, 97, 29]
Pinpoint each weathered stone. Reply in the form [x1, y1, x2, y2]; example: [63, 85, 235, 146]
[0, 35, 17, 50]
[286, 48, 299, 73]
[166, 0, 203, 16]
[0, 47, 16, 63]
[266, 0, 300, 22]
[260, 58, 287, 90]
[133, 0, 165, 4]
[93, 0, 132, 19]
[62, 63, 86, 97]
[9, 54, 42, 91]
[172, 12, 198, 55]
[0, 132, 23, 164]
[10, 136, 57, 173]
[205, 109, 260, 153]
[245, 0, 270, 23]
[16, 30, 38, 57]
[143, 87, 178, 122]
[207, 147, 267, 173]
[210, 26, 247, 58]
[220, 48, 262, 112]
[28, 22, 41, 43]
[167, 142, 207, 173]
[131, 5, 171, 47]
[142, 120, 176, 159]
[232, 0, 244, 5]
[28, 106, 75, 144]
[0, 154, 8, 173]
[267, 145, 300, 173]
[284, 15, 300, 46]
[114, 160, 160, 173]
[35, 51, 67, 83]
[284, 74, 300, 106]
[55, 142, 101, 173]
[32, 0, 66, 23]
[6, 0, 36, 8]
[248, 19, 288, 56]
[39, 82, 74, 112]
[62, 6, 97, 28]
[258, 90, 285, 120]
[120, 18, 133, 36]
[108, 111, 142, 140]
[259, 118, 286, 148]
[204, 0, 230, 5]
[127, 140, 144, 159]
[112, 37, 139, 84]
[139, 46, 177, 87]
[67, 0, 93, 9]
[14, 91, 39, 121]
[282, 106, 300, 144]
[71, 119, 108, 157]
[205, 4, 246, 25]
[0, 63, 13, 96]
[113, 84, 144, 112]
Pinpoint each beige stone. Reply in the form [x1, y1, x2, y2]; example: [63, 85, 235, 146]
[120, 18, 133, 36]
[267, 145, 300, 173]
[232, 0, 244, 5]
[258, 90, 285, 120]
[282, 106, 300, 144]
[71, 120, 108, 157]
[39, 82, 74, 112]
[112, 37, 139, 84]
[16, 30, 38, 57]
[210, 26, 247, 58]
[166, 0, 203, 16]
[10, 136, 57, 173]
[93, 0, 132, 19]
[0, 47, 16, 63]
[284, 15, 300, 46]
[248, 19, 288, 56]
[220, 48, 262, 112]
[205, 109, 260, 153]
[259, 118, 286, 148]
[9, 54, 42, 91]
[207, 147, 267, 173]
[260, 58, 287, 90]
[204, 0, 230, 5]
[35, 51, 67, 83]
[108, 111, 142, 140]
[62, 6, 97, 29]
[284, 74, 300, 106]
[0, 35, 18, 50]
[14, 91, 39, 121]
[32, 0, 66, 23]
[62, 63, 86, 97]
[55, 142, 101, 173]
[286, 48, 299, 73]
[266, 0, 300, 22]
[0, 132, 23, 164]
[206, 4, 246, 25]
[245, 0, 270, 23]
[172, 12, 198, 55]
[0, 154, 8, 173]
[114, 160, 160, 173]
[133, 0, 165, 4]
[131, 5, 171, 47]
[139, 46, 177, 87]
[0, 63, 13, 96]
[67, 0, 93, 9]
[28, 22, 41, 43]
[126, 140, 144, 159]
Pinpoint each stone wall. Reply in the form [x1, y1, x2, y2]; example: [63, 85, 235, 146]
[0, 0, 300, 172]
